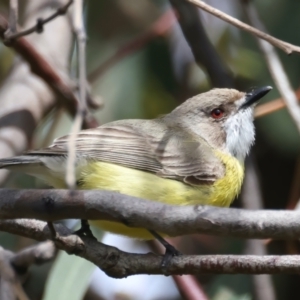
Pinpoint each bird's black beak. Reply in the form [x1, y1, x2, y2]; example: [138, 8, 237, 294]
[240, 86, 273, 110]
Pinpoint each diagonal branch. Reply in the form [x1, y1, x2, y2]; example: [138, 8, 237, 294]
[186, 0, 300, 55]
[242, 1, 300, 133]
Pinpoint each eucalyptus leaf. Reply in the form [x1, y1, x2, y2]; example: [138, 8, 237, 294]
[43, 251, 95, 300]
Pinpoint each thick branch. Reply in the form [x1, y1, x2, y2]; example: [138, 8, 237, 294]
[1, 189, 300, 239]
[1, 219, 300, 278]
[186, 0, 300, 55]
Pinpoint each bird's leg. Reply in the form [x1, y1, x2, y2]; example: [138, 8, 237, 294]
[47, 222, 58, 239]
[148, 230, 182, 268]
[74, 219, 97, 240]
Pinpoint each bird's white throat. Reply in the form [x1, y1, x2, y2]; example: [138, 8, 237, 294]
[223, 106, 255, 162]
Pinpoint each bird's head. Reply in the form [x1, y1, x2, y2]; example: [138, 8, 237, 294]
[168, 86, 272, 161]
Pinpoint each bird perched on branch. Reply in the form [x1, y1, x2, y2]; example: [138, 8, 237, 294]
[0, 87, 272, 241]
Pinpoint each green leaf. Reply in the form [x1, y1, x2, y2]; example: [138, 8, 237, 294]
[43, 251, 95, 300]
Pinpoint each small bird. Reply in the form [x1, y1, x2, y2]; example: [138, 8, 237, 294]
[0, 86, 272, 240]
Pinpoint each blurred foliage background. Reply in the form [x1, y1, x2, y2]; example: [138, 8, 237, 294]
[0, 0, 299, 299]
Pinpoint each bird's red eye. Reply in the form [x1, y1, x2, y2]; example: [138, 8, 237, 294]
[211, 108, 224, 119]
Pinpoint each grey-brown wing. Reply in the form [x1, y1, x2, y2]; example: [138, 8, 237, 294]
[27, 119, 225, 185]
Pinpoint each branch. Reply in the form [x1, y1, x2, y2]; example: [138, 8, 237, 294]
[66, 0, 87, 189]
[0, 242, 54, 300]
[11, 241, 56, 270]
[0, 14, 98, 129]
[0, 0, 76, 184]
[186, 0, 300, 55]
[5, 0, 18, 36]
[1, 189, 300, 239]
[4, 0, 73, 42]
[170, 0, 234, 88]
[0, 241, 55, 300]
[242, 1, 300, 134]
[242, 158, 276, 300]
[2, 219, 300, 278]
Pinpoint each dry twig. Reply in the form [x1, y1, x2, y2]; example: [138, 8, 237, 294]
[0, 14, 98, 129]
[66, 0, 87, 189]
[0, 0, 75, 185]
[243, 1, 300, 133]
[186, 0, 300, 55]
[5, 0, 18, 37]
[4, 0, 73, 42]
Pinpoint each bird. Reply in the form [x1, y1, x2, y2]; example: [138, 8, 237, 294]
[0, 86, 272, 240]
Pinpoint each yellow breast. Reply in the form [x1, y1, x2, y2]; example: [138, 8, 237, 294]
[77, 152, 244, 239]
[210, 150, 244, 207]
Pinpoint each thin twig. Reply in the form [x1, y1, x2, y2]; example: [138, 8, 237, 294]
[243, 1, 300, 133]
[2, 219, 300, 277]
[242, 158, 276, 300]
[186, 0, 300, 55]
[4, 0, 73, 42]
[66, 0, 87, 189]
[88, 9, 176, 83]
[0, 14, 98, 129]
[5, 0, 18, 37]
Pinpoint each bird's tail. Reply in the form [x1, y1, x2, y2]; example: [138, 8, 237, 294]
[0, 155, 68, 188]
[0, 156, 43, 171]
